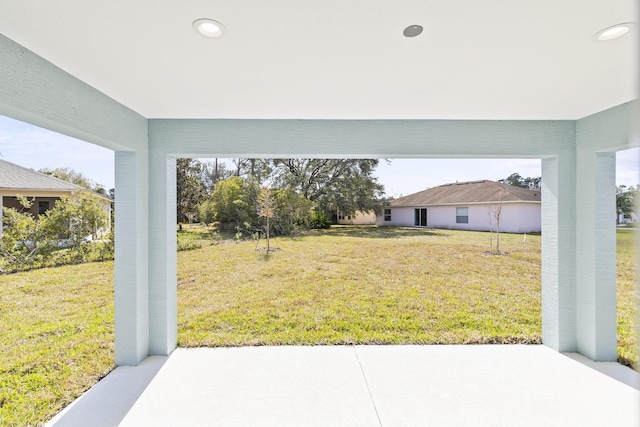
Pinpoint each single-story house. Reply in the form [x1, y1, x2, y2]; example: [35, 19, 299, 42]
[378, 180, 541, 233]
[336, 210, 377, 225]
[0, 158, 112, 235]
[617, 212, 637, 224]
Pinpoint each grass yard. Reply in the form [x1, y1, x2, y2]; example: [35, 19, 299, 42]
[0, 262, 114, 427]
[178, 227, 543, 346]
[616, 229, 638, 367]
[0, 227, 636, 426]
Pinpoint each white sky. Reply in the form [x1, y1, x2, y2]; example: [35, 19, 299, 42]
[1, 115, 638, 197]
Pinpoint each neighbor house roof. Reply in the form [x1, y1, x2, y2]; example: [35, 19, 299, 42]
[0, 158, 87, 192]
[389, 180, 541, 207]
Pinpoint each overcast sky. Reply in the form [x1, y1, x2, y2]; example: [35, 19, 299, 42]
[1, 115, 638, 197]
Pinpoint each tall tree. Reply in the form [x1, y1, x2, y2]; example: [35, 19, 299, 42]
[498, 173, 541, 190]
[200, 176, 259, 225]
[271, 159, 384, 216]
[176, 158, 206, 225]
[232, 158, 273, 184]
[199, 159, 233, 194]
[38, 167, 107, 195]
[616, 185, 637, 223]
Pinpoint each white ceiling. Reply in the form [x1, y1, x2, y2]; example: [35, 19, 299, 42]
[0, 0, 637, 120]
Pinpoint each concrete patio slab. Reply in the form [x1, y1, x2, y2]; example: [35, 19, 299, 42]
[118, 346, 379, 427]
[355, 345, 639, 426]
[47, 345, 640, 427]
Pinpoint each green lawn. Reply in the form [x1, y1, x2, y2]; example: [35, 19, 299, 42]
[616, 229, 638, 367]
[178, 227, 543, 346]
[0, 227, 637, 426]
[0, 262, 114, 427]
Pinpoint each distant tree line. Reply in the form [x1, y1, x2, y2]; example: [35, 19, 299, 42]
[497, 173, 541, 190]
[176, 158, 385, 234]
[500, 172, 638, 223]
[38, 167, 111, 196]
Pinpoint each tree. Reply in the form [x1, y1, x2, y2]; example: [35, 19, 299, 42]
[200, 176, 259, 225]
[488, 203, 503, 254]
[0, 196, 53, 271]
[39, 167, 108, 195]
[46, 191, 110, 255]
[231, 158, 273, 184]
[257, 188, 276, 253]
[271, 159, 384, 217]
[199, 159, 233, 194]
[176, 158, 206, 225]
[0, 191, 110, 270]
[616, 185, 637, 223]
[498, 173, 541, 190]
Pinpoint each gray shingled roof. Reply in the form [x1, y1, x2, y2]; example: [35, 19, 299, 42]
[389, 180, 541, 206]
[0, 159, 85, 191]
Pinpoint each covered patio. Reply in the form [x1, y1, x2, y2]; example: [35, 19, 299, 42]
[0, 1, 638, 425]
[47, 346, 640, 426]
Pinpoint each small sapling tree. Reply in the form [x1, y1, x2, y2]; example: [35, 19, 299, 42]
[488, 203, 503, 254]
[257, 187, 276, 253]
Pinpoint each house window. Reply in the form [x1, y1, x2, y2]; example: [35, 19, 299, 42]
[383, 208, 391, 221]
[38, 201, 50, 215]
[414, 208, 427, 226]
[456, 207, 468, 224]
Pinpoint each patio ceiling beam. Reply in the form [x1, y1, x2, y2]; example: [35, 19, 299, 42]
[148, 118, 575, 158]
[0, 33, 146, 152]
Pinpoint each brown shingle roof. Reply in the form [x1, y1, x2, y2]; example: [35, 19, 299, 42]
[389, 180, 541, 206]
[0, 158, 84, 191]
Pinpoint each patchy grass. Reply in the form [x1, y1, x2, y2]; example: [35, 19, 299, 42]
[0, 262, 114, 427]
[178, 227, 543, 346]
[617, 229, 638, 368]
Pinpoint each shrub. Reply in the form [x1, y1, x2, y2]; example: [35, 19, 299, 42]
[309, 211, 331, 229]
[0, 192, 111, 272]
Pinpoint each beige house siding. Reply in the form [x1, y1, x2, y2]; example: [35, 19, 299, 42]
[337, 210, 377, 225]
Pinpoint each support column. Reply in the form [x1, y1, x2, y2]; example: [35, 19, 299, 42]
[148, 151, 177, 355]
[576, 151, 617, 361]
[541, 154, 577, 352]
[0, 195, 3, 235]
[114, 151, 149, 365]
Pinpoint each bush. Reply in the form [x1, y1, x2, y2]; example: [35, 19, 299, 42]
[309, 212, 331, 229]
[0, 192, 111, 272]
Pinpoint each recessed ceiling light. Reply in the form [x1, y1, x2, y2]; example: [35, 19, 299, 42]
[593, 22, 636, 41]
[403, 25, 423, 38]
[193, 18, 225, 38]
